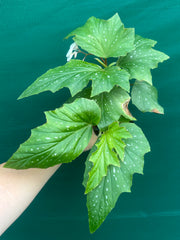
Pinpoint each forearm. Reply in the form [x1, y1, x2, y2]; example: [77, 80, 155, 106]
[0, 164, 60, 236]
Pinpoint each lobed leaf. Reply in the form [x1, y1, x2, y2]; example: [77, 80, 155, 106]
[18, 60, 130, 99]
[117, 35, 169, 84]
[85, 122, 132, 194]
[4, 98, 101, 169]
[66, 13, 135, 58]
[84, 123, 150, 233]
[131, 80, 164, 114]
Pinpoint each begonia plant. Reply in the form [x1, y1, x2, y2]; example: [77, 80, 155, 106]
[4, 13, 169, 233]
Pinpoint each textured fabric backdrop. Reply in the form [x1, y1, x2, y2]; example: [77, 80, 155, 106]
[0, 0, 179, 239]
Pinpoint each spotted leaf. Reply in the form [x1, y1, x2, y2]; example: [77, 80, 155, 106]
[83, 122, 150, 233]
[93, 86, 136, 130]
[18, 60, 130, 99]
[85, 122, 132, 194]
[117, 35, 169, 84]
[132, 80, 164, 114]
[66, 13, 135, 58]
[4, 98, 101, 169]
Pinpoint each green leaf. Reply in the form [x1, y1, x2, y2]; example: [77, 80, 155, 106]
[91, 66, 130, 96]
[93, 86, 136, 130]
[66, 13, 135, 58]
[18, 60, 100, 99]
[85, 122, 132, 194]
[132, 80, 164, 114]
[117, 35, 169, 84]
[18, 60, 130, 99]
[84, 123, 150, 233]
[4, 98, 101, 169]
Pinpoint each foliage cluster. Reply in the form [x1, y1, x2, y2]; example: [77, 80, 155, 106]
[5, 14, 169, 233]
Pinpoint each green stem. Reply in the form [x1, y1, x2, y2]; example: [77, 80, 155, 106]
[109, 62, 116, 67]
[94, 58, 107, 68]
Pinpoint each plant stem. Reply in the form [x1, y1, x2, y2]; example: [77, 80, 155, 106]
[78, 49, 92, 61]
[94, 58, 107, 68]
[82, 53, 91, 61]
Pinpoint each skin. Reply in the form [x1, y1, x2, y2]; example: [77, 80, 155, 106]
[0, 131, 97, 236]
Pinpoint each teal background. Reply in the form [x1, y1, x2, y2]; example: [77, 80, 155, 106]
[0, 0, 179, 239]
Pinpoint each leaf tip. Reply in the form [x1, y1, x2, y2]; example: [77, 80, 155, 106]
[17, 94, 23, 100]
[151, 108, 164, 114]
[89, 227, 96, 234]
[89, 219, 100, 234]
[84, 188, 89, 195]
[17, 91, 32, 100]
